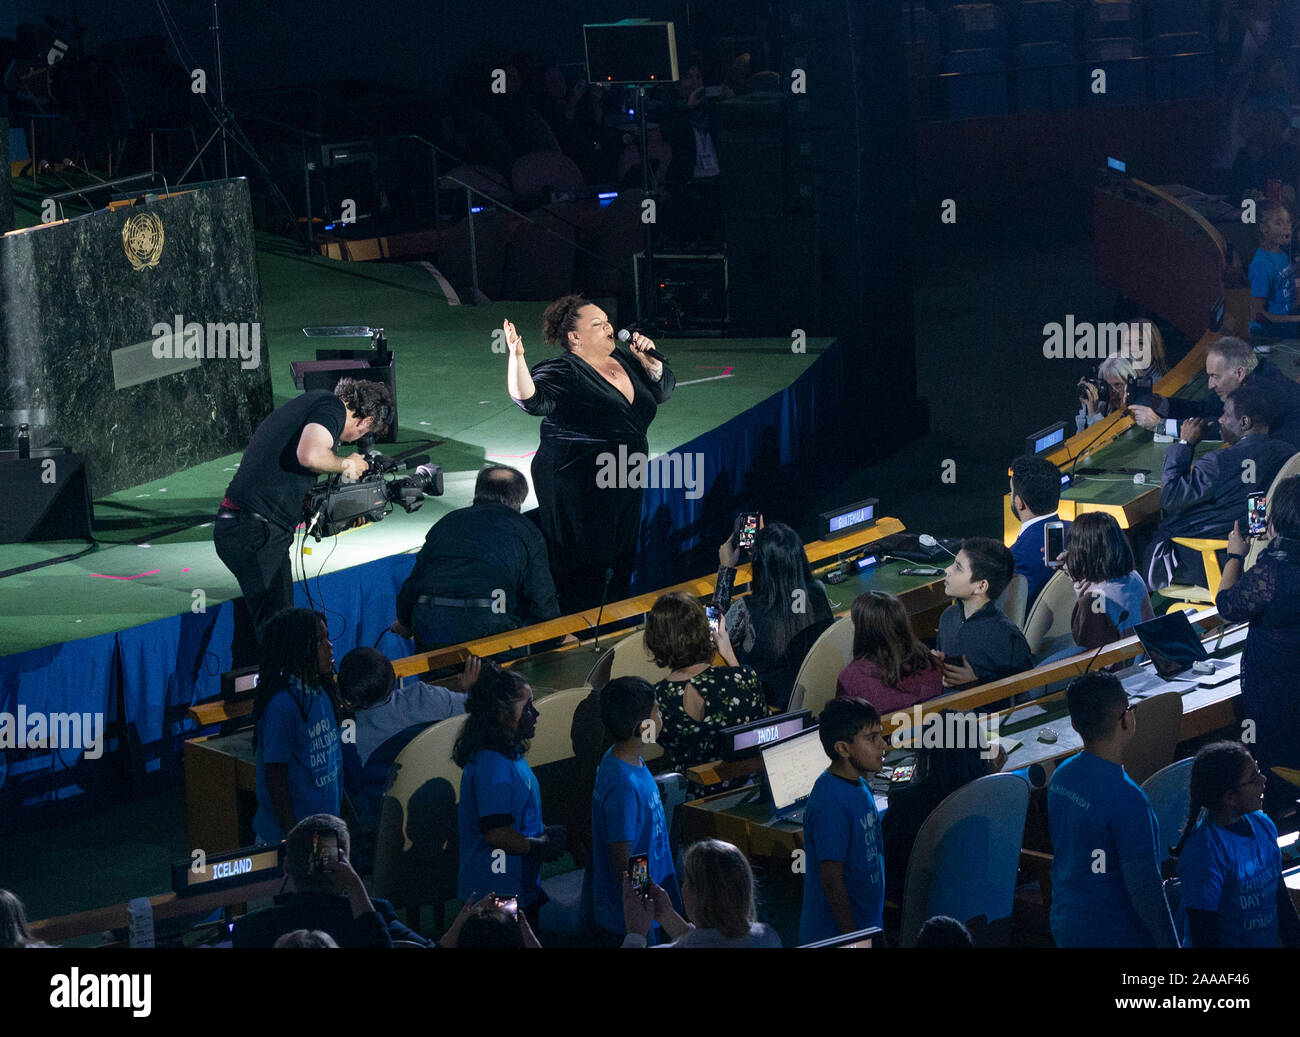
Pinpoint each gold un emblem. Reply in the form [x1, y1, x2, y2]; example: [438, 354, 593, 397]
[122, 211, 165, 271]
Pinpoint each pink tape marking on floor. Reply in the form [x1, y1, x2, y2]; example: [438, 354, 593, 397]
[695, 365, 735, 376]
[91, 570, 162, 581]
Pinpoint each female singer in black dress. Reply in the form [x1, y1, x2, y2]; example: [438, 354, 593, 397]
[505, 295, 675, 612]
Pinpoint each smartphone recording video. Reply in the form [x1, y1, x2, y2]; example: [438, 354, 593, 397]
[628, 854, 650, 895]
[1248, 492, 1267, 538]
[736, 512, 760, 550]
[1044, 521, 1065, 567]
[310, 831, 340, 875]
[706, 606, 720, 635]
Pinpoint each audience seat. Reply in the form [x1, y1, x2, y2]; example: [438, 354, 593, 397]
[1022, 569, 1077, 662]
[899, 772, 1031, 946]
[1085, 0, 1142, 42]
[510, 150, 585, 204]
[501, 203, 578, 300]
[996, 572, 1029, 630]
[371, 713, 468, 929]
[608, 629, 673, 685]
[1013, 0, 1076, 46]
[1141, 756, 1193, 866]
[434, 208, 508, 302]
[1148, 33, 1214, 101]
[1084, 37, 1147, 105]
[1143, 0, 1208, 38]
[1122, 691, 1182, 785]
[943, 48, 1011, 118]
[440, 163, 514, 208]
[528, 687, 587, 767]
[787, 617, 854, 715]
[1016, 40, 1078, 110]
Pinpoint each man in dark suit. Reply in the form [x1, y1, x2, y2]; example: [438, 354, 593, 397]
[233, 814, 429, 948]
[1129, 336, 1300, 447]
[1009, 454, 1071, 606]
[1145, 384, 1297, 590]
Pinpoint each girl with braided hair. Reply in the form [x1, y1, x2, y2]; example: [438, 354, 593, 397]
[1173, 741, 1300, 947]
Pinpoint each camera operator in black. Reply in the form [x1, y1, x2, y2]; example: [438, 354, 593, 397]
[391, 465, 560, 654]
[216, 378, 394, 666]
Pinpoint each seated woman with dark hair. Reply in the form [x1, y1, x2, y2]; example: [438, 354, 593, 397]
[836, 591, 942, 715]
[453, 660, 568, 929]
[1217, 474, 1300, 815]
[714, 520, 834, 710]
[880, 731, 1004, 909]
[1061, 511, 1153, 651]
[644, 592, 767, 770]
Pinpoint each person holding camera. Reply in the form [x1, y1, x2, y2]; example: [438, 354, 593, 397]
[1076, 355, 1137, 435]
[453, 660, 567, 931]
[215, 378, 394, 667]
[391, 465, 560, 653]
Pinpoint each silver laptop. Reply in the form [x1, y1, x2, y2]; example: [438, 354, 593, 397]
[760, 726, 826, 824]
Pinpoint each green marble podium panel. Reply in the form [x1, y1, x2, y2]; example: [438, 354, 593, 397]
[0, 177, 272, 495]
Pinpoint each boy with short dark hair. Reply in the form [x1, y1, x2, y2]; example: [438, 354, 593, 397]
[1047, 672, 1178, 947]
[1009, 454, 1071, 605]
[799, 698, 888, 944]
[589, 676, 682, 942]
[935, 537, 1033, 688]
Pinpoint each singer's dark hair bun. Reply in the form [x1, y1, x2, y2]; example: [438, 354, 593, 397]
[541, 294, 591, 350]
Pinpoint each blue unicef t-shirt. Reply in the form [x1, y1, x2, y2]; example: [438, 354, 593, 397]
[253, 682, 342, 845]
[458, 749, 544, 905]
[1250, 248, 1298, 333]
[590, 749, 683, 934]
[799, 770, 885, 945]
[1048, 751, 1162, 947]
[1179, 811, 1282, 948]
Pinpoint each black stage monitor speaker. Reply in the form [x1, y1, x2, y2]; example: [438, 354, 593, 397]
[584, 20, 679, 84]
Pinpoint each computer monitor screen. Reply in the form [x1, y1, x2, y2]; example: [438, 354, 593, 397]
[761, 727, 826, 811]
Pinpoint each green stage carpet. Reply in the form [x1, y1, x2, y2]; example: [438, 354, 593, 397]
[1, 180, 830, 655]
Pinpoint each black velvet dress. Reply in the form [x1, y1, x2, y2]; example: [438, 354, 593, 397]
[514, 348, 675, 612]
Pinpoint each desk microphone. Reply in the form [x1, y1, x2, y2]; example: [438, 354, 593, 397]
[617, 328, 669, 364]
[918, 534, 957, 561]
[1083, 609, 1130, 673]
[593, 568, 615, 655]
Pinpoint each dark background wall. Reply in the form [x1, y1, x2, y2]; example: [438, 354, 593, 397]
[8, 0, 691, 93]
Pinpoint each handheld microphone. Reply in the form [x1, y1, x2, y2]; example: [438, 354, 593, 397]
[617, 328, 669, 364]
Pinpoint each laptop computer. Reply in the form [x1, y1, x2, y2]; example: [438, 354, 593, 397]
[760, 726, 826, 825]
[1133, 611, 1210, 679]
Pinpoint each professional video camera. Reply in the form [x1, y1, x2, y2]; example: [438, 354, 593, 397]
[303, 439, 443, 541]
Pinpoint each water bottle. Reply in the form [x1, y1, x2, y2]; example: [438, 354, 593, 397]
[17, 424, 30, 460]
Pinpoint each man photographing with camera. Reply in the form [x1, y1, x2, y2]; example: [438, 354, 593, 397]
[215, 378, 395, 666]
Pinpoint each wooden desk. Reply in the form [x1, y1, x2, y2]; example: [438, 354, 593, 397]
[30, 876, 284, 944]
[185, 730, 257, 854]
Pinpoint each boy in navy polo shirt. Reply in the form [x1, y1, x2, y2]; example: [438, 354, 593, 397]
[1047, 672, 1177, 947]
[800, 698, 887, 944]
[588, 676, 683, 943]
[934, 537, 1032, 690]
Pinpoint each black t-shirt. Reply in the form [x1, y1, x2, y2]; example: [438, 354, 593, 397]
[224, 390, 347, 530]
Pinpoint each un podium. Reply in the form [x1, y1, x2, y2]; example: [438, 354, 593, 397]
[0, 177, 272, 497]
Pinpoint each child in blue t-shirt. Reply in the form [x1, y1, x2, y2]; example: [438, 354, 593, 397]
[1047, 672, 1177, 947]
[1249, 200, 1300, 338]
[588, 676, 683, 941]
[799, 698, 888, 945]
[1174, 741, 1300, 948]
[453, 661, 566, 922]
[252, 610, 343, 846]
